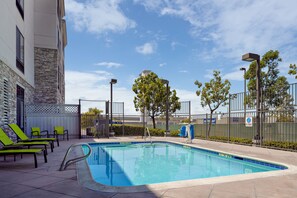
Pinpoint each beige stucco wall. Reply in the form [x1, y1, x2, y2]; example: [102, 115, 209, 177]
[0, 0, 35, 87]
[34, 0, 58, 49]
[34, 0, 66, 104]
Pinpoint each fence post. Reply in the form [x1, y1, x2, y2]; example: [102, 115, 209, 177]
[143, 107, 146, 138]
[122, 102, 125, 136]
[205, 113, 208, 139]
[228, 94, 231, 143]
[78, 99, 82, 139]
[189, 101, 191, 122]
[106, 101, 110, 138]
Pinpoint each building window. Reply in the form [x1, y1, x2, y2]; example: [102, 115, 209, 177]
[3, 79, 10, 125]
[16, 0, 24, 19]
[16, 27, 24, 73]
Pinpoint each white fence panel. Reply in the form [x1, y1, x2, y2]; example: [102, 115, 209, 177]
[25, 104, 80, 138]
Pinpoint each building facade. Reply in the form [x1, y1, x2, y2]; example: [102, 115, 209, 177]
[0, 0, 67, 130]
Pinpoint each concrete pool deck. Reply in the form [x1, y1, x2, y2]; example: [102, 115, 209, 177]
[1, 137, 297, 197]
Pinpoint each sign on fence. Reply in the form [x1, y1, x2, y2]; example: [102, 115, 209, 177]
[203, 118, 216, 124]
[245, 117, 253, 127]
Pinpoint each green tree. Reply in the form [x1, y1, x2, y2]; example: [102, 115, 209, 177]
[288, 64, 297, 79]
[245, 50, 292, 110]
[132, 72, 181, 128]
[84, 107, 102, 115]
[81, 108, 103, 128]
[194, 70, 231, 137]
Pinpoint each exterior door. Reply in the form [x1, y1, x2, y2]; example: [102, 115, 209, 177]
[16, 85, 25, 131]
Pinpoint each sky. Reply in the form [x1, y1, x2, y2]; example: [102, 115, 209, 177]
[64, 0, 297, 114]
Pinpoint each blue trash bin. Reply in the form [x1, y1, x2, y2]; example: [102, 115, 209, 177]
[190, 124, 194, 140]
[179, 125, 186, 137]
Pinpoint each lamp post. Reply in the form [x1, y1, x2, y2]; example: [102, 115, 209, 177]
[110, 79, 117, 137]
[240, 67, 247, 122]
[161, 79, 169, 137]
[242, 53, 261, 145]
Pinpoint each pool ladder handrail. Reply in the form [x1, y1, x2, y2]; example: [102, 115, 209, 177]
[59, 143, 92, 171]
[145, 127, 152, 144]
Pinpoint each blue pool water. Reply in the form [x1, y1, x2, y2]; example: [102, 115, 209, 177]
[84, 142, 286, 187]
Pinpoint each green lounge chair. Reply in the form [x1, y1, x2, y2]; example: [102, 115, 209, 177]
[0, 128, 52, 153]
[8, 124, 59, 147]
[31, 127, 49, 138]
[31, 127, 59, 146]
[8, 124, 59, 148]
[54, 126, 69, 141]
[0, 148, 47, 168]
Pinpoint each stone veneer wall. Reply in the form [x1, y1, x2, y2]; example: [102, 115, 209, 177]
[34, 47, 64, 104]
[57, 47, 65, 104]
[0, 60, 34, 138]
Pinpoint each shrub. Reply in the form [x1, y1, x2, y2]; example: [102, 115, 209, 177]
[181, 118, 191, 123]
[170, 130, 179, 137]
[263, 141, 297, 150]
[113, 125, 143, 136]
[195, 135, 252, 144]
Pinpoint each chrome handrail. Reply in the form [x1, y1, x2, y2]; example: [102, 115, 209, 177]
[145, 127, 152, 144]
[59, 143, 92, 171]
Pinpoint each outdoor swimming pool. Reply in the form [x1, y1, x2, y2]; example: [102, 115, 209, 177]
[83, 142, 287, 187]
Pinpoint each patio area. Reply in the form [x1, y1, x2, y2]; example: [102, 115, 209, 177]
[1, 137, 297, 198]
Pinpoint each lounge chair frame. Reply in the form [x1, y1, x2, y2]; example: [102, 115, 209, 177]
[0, 148, 47, 168]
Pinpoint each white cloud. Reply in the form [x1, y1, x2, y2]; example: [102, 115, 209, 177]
[159, 63, 166, 67]
[65, 70, 137, 114]
[65, 0, 136, 35]
[95, 62, 122, 68]
[133, 0, 165, 11]
[170, 41, 184, 50]
[171, 41, 177, 50]
[104, 38, 113, 47]
[65, 70, 111, 109]
[223, 70, 245, 81]
[65, 70, 208, 114]
[135, 0, 214, 35]
[203, 69, 215, 79]
[179, 70, 188, 73]
[135, 0, 297, 61]
[213, 0, 297, 59]
[175, 89, 208, 114]
[136, 42, 157, 55]
[66, 70, 113, 87]
[127, 75, 138, 85]
[203, 67, 245, 81]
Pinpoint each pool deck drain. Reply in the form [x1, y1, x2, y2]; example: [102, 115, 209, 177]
[1, 137, 297, 197]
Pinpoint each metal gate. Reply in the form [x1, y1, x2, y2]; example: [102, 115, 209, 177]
[79, 99, 109, 138]
[112, 102, 124, 136]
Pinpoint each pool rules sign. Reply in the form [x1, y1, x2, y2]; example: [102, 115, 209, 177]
[245, 117, 253, 127]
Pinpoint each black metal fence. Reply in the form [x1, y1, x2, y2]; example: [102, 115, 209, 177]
[230, 83, 297, 111]
[191, 110, 297, 143]
[117, 108, 297, 151]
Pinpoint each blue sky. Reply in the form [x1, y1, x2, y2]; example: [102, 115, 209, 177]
[64, 0, 297, 114]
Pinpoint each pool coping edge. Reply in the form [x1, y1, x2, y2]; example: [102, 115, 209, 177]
[76, 140, 297, 193]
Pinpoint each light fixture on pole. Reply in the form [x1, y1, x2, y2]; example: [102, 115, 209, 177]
[240, 67, 247, 122]
[161, 79, 169, 137]
[110, 78, 117, 138]
[242, 53, 261, 145]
